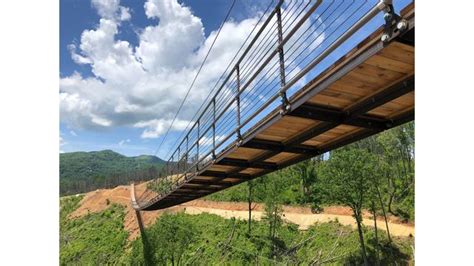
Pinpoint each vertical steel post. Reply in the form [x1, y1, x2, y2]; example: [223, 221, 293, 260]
[171, 155, 175, 177]
[236, 64, 242, 144]
[212, 99, 216, 160]
[196, 119, 200, 171]
[177, 147, 181, 174]
[185, 135, 189, 179]
[276, 6, 289, 114]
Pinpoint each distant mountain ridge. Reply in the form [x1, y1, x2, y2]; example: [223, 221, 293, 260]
[60, 150, 165, 195]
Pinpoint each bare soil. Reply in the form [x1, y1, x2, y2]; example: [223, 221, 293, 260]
[69, 184, 414, 241]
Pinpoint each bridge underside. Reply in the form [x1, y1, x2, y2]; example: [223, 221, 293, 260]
[141, 4, 415, 211]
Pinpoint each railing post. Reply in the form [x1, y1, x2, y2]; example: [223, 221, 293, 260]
[177, 147, 181, 173]
[236, 64, 242, 145]
[196, 119, 200, 171]
[185, 135, 189, 179]
[171, 155, 175, 177]
[276, 6, 290, 114]
[212, 99, 216, 160]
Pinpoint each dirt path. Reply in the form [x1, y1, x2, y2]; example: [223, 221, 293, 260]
[68, 185, 414, 241]
[181, 205, 414, 237]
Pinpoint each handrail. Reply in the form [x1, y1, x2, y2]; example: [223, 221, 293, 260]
[136, 0, 395, 209]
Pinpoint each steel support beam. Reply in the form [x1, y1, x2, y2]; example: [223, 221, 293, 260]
[198, 170, 251, 180]
[285, 75, 414, 147]
[242, 138, 320, 154]
[188, 179, 234, 186]
[348, 76, 414, 117]
[180, 184, 228, 191]
[289, 103, 390, 129]
[216, 158, 277, 170]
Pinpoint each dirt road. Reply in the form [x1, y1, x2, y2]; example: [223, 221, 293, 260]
[181, 204, 414, 237]
[68, 185, 414, 241]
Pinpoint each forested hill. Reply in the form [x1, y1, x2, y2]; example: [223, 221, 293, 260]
[60, 150, 164, 195]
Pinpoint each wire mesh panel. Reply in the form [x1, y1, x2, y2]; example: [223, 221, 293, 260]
[136, 0, 392, 209]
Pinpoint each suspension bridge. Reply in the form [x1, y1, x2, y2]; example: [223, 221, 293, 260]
[131, 0, 415, 211]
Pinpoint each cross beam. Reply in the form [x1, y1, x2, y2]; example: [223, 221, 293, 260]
[198, 170, 251, 180]
[188, 179, 234, 186]
[289, 103, 390, 129]
[242, 138, 320, 154]
[215, 158, 277, 170]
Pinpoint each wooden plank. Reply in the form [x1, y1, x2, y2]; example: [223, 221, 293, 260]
[264, 152, 299, 163]
[319, 127, 367, 150]
[319, 89, 362, 102]
[368, 93, 414, 117]
[301, 139, 324, 146]
[257, 116, 320, 141]
[192, 176, 214, 180]
[378, 42, 414, 65]
[239, 168, 263, 175]
[365, 54, 414, 74]
[345, 69, 399, 88]
[328, 81, 378, 97]
[390, 91, 414, 106]
[226, 147, 265, 160]
[308, 94, 354, 109]
[387, 106, 414, 120]
[302, 124, 359, 146]
[355, 63, 407, 81]
[207, 164, 238, 173]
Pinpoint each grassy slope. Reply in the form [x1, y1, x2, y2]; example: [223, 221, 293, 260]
[59, 196, 129, 265]
[127, 212, 413, 265]
[60, 197, 413, 265]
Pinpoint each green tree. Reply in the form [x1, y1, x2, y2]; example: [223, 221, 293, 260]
[147, 213, 196, 265]
[288, 157, 319, 204]
[247, 179, 255, 235]
[263, 172, 284, 257]
[318, 148, 376, 266]
[376, 122, 415, 220]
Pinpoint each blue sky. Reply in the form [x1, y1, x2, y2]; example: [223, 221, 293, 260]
[60, 0, 273, 157]
[60, 0, 411, 158]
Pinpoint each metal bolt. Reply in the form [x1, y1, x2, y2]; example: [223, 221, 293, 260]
[381, 34, 390, 43]
[383, 12, 393, 22]
[397, 20, 408, 31]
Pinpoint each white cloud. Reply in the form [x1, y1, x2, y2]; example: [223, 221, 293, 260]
[68, 44, 92, 65]
[91, 114, 112, 126]
[134, 118, 189, 139]
[70, 130, 77, 136]
[137, 0, 204, 71]
[91, 0, 130, 21]
[60, 134, 66, 153]
[60, 0, 321, 140]
[60, 0, 262, 137]
[118, 138, 131, 146]
[199, 135, 225, 147]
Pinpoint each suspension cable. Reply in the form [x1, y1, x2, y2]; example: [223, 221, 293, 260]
[153, 0, 237, 157]
[162, 0, 278, 161]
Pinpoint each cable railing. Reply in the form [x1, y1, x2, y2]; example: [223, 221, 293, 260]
[136, 0, 395, 208]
